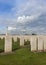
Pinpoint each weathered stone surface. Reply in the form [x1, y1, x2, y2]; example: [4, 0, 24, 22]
[38, 36, 44, 52]
[5, 35, 12, 53]
[43, 36, 46, 52]
[20, 35, 24, 46]
[0, 34, 46, 52]
[31, 36, 37, 52]
[24, 35, 30, 41]
[13, 36, 17, 42]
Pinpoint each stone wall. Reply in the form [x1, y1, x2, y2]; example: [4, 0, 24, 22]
[0, 35, 46, 52]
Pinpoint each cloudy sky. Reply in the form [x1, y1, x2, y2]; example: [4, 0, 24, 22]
[0, 0, 46, 34]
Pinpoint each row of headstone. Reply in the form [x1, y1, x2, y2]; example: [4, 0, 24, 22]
[3, 35, 46, 53]
[20, 35, 46, 52]
[31, 36, 46, 52]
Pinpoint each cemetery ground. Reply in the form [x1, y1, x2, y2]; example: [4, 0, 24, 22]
[0, 38, 46, 65]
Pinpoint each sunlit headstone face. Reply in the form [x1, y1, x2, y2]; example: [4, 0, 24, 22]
[5, 35, 12, 53]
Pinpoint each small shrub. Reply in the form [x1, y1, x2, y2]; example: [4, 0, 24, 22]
[24, 40, 30, 45]
[0, 38, 5, 53]
[12, 38, 20, 51]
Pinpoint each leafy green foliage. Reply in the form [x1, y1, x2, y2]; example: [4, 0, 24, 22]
[12, 38, 20, 51]
[24, 40, 30, 45]
[0, 38, 5, 53]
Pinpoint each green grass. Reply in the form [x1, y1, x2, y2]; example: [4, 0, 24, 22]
[0, 38, 46, 65]
[0, 47, 46, 65]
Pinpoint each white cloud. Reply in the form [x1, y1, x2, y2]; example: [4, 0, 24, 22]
[8, 27, 16, 30]
[15, 0, 46, 17]
[21, 29, 26, 32]
[17, 13, 40, 23]
[0, 0, 46, 34]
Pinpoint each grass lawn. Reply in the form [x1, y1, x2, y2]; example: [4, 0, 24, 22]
[0, 47, 46, 65]
[0, 38, 46, 65]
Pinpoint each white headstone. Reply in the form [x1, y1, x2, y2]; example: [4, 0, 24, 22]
[5, 35, 12, 53]
[13, 36, 17, 42]
[38, 36, 44, 52]
[20, 36, 24, 46]
[24, 36, 30, 41]
[31, 36, 37, 52]
[43, 36, 46, 52]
